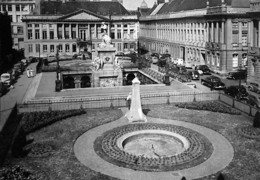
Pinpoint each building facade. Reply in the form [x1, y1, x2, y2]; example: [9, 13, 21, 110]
[247, 0, 260, 87]
[139, 0, 250, 74]
[22, 1, 138, 58]
[0, 0, 36, 50]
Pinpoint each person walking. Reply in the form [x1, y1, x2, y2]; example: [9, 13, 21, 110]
[26, 69, 30, 78]
[29, 68, 34, 77]
[126, 92, 132, 110]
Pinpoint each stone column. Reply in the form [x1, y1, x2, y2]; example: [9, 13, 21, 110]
[239, 21, 242, 45]
[47, 24, 50, 39]
[62, 24, 65, 39]
[248, 21, 253, 46]
[39, 24, 43, 39]
[126, 77, 147, 123]
[258, 21, 260, 47]
[54, 24, 58, 39]
[32, 24, 35, 40]
[221, 21, 225, 43]
[216, 22, 219, 43]
[211, 22, 214, 42]
[69, 24, 72, 39]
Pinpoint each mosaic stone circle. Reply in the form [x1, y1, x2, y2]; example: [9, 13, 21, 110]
[94, 123, 214, 172]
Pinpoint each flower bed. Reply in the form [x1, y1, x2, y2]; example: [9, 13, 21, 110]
[175, 101, 241, 115]
[0, 165, 36, 180]
[21, 109, 86, 134]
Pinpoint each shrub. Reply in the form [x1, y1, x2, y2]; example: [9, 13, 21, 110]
[21, 109, 86, 134]
[175, 101, 241, 115]
[0, 165, 36, 180]
[253, 111, 260, 128]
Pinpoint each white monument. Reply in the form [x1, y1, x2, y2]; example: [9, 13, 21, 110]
[126, 77, 147, 123]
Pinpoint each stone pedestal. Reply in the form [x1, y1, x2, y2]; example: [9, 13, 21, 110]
[126, 77, 147, 123]
[92, 46, 123, 87]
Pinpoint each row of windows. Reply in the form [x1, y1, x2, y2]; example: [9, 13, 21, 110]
[0, 4, 33, 12]
[28, 44, 78, 53]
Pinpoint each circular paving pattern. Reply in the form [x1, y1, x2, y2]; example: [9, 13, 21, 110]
[74, 117, 234, 180]
[94, 123, 213, 171]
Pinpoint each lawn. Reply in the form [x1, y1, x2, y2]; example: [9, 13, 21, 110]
[1, 104, 260, 180]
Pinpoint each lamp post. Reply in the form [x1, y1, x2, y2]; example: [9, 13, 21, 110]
[238, 63, 242, 89]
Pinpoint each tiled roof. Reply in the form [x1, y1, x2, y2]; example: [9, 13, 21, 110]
[37, 1, 130, 16]
[157, 0, 249, 14]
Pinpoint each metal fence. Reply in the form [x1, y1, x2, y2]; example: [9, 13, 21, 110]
[18, 91, 220, 112]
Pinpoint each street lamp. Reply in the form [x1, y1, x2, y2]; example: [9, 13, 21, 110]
[238, 63, 242, 89]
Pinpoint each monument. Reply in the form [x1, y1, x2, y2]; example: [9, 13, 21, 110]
[125, 77, 147, 122]
[92, 22, 123, 87]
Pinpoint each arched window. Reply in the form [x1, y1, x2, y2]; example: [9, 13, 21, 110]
[63, 76, 75, 89]
[81, 76, 91, 88]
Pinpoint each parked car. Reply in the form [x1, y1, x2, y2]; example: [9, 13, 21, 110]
[248, 82, 260, 94]
[224, 85, 248, 101]
[201, 75, 226, 90]
[151, 56, 159, 64]
[151, 53, 159, 58]
[246, 94, 260, 108]
[0, 73, 12, 87]
[187, 70, 200, 80]
[195, 65, 211, 75]
[226, 69, 247, 80]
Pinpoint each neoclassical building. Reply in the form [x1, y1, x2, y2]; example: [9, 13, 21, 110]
[22, 0, 138, 58]
[139, 0, 250, 74]
[0, 0, 37, 50]
[247, 0, 260, 87]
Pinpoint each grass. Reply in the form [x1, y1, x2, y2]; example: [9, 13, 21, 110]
[1, 105, 260, 180]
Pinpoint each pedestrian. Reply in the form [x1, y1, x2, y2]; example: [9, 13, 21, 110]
[126, 92, 132, 110]
[26, 69, 30, 78]
[29, 68, 34, 77]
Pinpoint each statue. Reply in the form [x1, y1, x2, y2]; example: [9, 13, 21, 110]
[92, 56, 103, 71]
[99, 22, 113, 48]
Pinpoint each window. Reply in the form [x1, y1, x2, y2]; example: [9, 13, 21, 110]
[65, 44, 70, 52]
[35, 29, 40, 39]
[35, 24, 39, 28]
[65, 25, 69, 39]
[42, 30, 47, 39]
[43, 45, 47, 52]
[36, 44, 40, 53]
[242, 33, 248, 46]
[117, 24, 121, 28]
[27, 24, 32, 28]
[232, 54, 238, 68]
[232, 22, 238, 29]
[58, 44, 63, 52]
[8, 5, 12, 11]
[124, 43, 128, 49]
[18, 38, 23, 42]
[2, 5, 6, 11]
[16, 5, 20, 11]
[117, 31, 121, 39]
[242, 22, 247, 28]
[130, 29, 134, 39]
[242, 53, 247, 66]
[28, 29, 32, 39]
[16, 15, 21, 22]
[117, 43, 122, 51]
[50, 45, 54, 52]
[72, 44, 77, 52]
[111, 30, 115, 39]
[232, 30, 239, 46]
[17, 26, 23, 34]
[72, 25, 76, 39]
[28, 44, 33, 53]
[58, 26, 62, 39]
[50, 30, 54, 39]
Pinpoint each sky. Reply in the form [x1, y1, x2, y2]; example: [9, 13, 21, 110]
[123, 0, 156, 10]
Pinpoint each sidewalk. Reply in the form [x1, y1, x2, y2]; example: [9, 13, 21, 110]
[0, 62, 37, 132]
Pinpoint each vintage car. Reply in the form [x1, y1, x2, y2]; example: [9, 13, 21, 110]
[187, 70, 200, 80]
[224, 85, 248, 101]
[0, 73, 12, 87]
[226, 69, 247, 80]
[248, 82, 260, 94]
[195, 65, 211, 75]
[246, 94, 260, 108]
[201, 75, 226, 90]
